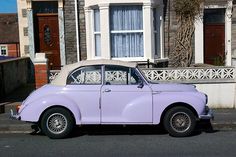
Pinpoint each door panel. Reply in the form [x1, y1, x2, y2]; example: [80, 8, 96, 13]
[66, 65, 102, 124]
[101, 85, 152, 123]
[204, 24, 225, 65]
[34, 14, 61, 70]
[204, 9, 225, 65]
[65, 85, 101, 124]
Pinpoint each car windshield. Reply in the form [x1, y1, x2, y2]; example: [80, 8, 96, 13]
[137, 67, 156, 84]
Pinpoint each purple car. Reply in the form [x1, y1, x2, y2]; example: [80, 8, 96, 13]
[11, 59, 213, 138]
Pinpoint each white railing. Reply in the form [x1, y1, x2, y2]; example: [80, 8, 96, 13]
[142, 66, 236, 83]
[49, 66, 236, 83]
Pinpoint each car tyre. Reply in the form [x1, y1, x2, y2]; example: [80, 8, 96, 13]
[40, 107, 75, 139]
[163, 106, 196, 137]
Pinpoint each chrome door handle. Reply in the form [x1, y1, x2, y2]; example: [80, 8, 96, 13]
[104, 89, 111, 92]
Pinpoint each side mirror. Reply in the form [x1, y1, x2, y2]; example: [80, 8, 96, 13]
[137, 81, 144, 89]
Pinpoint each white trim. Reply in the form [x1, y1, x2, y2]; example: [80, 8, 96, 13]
[91, 9, 95, 58]
[153, 5, 164, 59]
[225, 0, 232, 66]
[93, 9, 101, 57]
[143, 3, 152, 61]
[159, 5, 164, 59]
[110, 30, 143, 33]
[85, 7, 93, 60]
[194, 13, 204, 64]
[99, 3, 111, 59]
[58, 7, 66, 66]
[111, 57, 148, 62]
[74, 0, 80, 62]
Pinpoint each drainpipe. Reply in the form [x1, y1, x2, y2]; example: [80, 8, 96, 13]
[167, 0, 171, 57]
[75, 0, 80, 62]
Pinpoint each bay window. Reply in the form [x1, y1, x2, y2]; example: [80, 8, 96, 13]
[85, 0, 164, 62]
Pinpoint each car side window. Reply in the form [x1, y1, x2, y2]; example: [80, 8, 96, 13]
[67, 66, 102, 85]
[105, 65, 141, 85]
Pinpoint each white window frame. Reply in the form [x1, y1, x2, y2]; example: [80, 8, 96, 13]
[0, 45, 8, 56]
[93, 9, 101, 58]
[110, 5, 144, 59]
[153, 8, 159, 57]
[152, 5, 165, 61]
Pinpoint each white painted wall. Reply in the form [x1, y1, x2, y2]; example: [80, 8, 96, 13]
[194, 16, 204, 64]
[17, 0, 29, 57]
[196, 83, 236, 108]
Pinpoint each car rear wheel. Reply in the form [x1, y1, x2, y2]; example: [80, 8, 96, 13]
[163, 106, 196, 137]
[40, 107, 75, 139]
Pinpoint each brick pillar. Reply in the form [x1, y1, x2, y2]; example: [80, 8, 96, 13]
[34, 53, 48, 89]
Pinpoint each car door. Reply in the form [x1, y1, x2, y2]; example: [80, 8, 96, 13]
[65, 65, 102, 124]
[101, 65, 153, 124]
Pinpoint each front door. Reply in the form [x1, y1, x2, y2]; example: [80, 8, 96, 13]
[34, 14, 61, 70]
[101, 65, 152, 123]
[204, 9, 225, 65]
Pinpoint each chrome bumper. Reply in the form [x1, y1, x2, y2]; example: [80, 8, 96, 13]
[10, 109, 21, 120]
[199, 107, 214, 120]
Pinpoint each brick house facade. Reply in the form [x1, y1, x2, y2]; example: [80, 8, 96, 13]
[0, 13, 20, 58]
[16, 0, 236, 68]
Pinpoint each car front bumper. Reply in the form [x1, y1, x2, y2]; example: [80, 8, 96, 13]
[199, 106, 214, 120]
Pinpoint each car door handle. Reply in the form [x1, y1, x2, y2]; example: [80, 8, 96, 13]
[104, 89, 111, 92]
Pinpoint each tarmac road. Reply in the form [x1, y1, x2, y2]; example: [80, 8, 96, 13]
[0, 130, 236, 157]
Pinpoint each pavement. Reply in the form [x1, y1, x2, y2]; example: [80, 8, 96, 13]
[0, 84, 236, 134]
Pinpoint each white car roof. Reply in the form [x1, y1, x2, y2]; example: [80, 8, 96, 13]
[51, 59, 137, 86]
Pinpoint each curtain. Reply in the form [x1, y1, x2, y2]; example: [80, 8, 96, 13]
[110, 6, 143, 58]
[94, 9, 101, 56]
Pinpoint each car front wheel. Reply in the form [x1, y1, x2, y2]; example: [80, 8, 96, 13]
[163, 106, 196, 137]
[40, 107, 75, 139]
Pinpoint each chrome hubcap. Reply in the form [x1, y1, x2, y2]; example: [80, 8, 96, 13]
[170, 112, 191, 133]
[46, 113, 68, 134]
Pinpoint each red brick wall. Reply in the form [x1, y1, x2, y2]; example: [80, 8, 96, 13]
[7, 43, 20, 57]
[34, 64, 48, 88]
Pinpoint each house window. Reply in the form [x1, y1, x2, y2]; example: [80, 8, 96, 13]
[32, 1, 58, 14]
[110, 6, 143, 58]
[153, 8, 160, 58]
[94, 9, 101, 57]
[0, 45, 8, 56]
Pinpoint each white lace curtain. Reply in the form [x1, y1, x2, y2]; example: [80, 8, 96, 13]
[110, 6, 144, 58]
[94, 9, 101, 56]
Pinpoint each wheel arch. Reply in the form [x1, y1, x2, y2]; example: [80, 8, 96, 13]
[38, 105, 76, 125]
[160, 102, 198, 124]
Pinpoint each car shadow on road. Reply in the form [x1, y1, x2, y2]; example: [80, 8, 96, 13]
[30, 121, 219, 138]
[192, 120, 219, 136]
[70, 125, 167, 137]
[67, 121, 219, 138]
